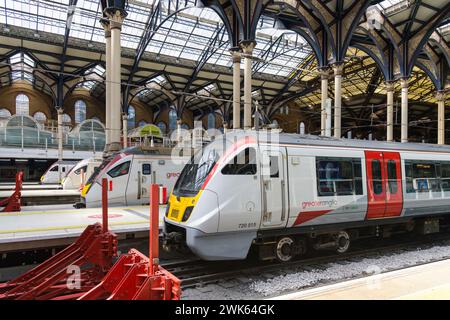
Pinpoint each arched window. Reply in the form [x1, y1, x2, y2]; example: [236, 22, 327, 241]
[62, 113, 71, 124]
[138, 120, 147, 127]
[157, 121, 167, 134]
[0, 108, 11, 118]
[169, 109, 177, 131]
[33, 112, 47, 123]
[181, 123, 189, 130]
[16, 94, 29, 116]
[207, 113, 215, 129]
[74, 100, 87, 124]
[299, 122, 305, 135]
[128, 106, 136, 129]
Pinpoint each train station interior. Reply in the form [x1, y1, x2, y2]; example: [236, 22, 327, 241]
[0, 0, 449, 304]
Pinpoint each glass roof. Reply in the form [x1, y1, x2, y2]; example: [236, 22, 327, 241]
[0, 0, 314, 78]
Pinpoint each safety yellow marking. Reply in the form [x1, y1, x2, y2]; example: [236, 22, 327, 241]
[0, 219, 164, 235]
[0, 205, 165, 217]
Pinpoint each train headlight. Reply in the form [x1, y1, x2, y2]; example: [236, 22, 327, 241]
[182, 206, 194, 222]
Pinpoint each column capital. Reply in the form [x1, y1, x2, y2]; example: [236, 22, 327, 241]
[400, 78, 408, 88]
[105, 9, 127, 30]
[318, 67, 330, 80]
[223, 121, 228, 129]
[122, 113, 128, 120]
[332, 63, 344, 76]
[385, 81, 395, 92]
[240, 40, 256, 54]
[229, 49, 241, 63]
[436, 90, 446, 102]
[56, 107, 64, 115]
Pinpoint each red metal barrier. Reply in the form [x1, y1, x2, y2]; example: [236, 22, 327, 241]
[0, 171, 23, 212]
[0, 178, 117, 300]
[78, 184, 181, 300]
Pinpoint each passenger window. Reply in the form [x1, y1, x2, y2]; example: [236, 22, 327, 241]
[405, 161, 439, 193]
[387, 160, 398, 194]
[441, 163, 450, 191]
[50, 166, 58, 172]
[74, 166, 87, 175]
[316, 157, 362, 196]
[107, 161, 130, 178]
[221, 148, 257, 175]
[371, 160, 383, 195]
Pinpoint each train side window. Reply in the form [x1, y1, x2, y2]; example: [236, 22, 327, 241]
[406, 161, 439, 192]
[371, 160, 383, 195]
[107, 161, 130, 178]
[74, 165, 87, 175]
[316, 157, 362, 196]
[50, 166, 59, 172]
[441, 163, 450, 191]
[387, 160, 398, 194]
[221, 148, 257, 175]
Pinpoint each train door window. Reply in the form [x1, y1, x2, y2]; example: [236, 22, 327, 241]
[142, 164, 151, 175]
[371, 160, 383, 195]
[50, 166, 58, 172]
[62, 167, 66, 173]
[221, 148, 257, 175]
[441, 163, 450, 191]
[74, 166, 88, 175]
[269, 156, 279, 178]
[387, 160, 398, 194]
[107, 161, 130, 178]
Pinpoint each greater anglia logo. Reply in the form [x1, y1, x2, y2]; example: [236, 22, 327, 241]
[167, 172, 181, 179]
[302, 199, 337, 209]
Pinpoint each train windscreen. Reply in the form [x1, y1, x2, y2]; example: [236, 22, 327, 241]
[173, 147, 219, 196]
[86, 157, 113, 185]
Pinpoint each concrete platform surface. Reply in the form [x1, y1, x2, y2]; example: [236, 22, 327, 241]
[269, 259, 450, 300]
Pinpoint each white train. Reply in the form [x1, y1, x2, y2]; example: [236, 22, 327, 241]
[62, 158, 102, 190]
[163, 131, 450, 261]
[80, 146, 188, 208]
[40, 160, 78, 184]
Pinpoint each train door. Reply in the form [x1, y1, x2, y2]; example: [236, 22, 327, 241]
[260, 147, 288, 229]
[126, 159, 153, 205]
[365, 151, 402, 219]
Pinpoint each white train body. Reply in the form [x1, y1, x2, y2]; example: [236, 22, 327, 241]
[163, 132, 450, 261]
[40, 160, 78, 184]
[81, 146, 188, 208]
[62, 158, 102, 190]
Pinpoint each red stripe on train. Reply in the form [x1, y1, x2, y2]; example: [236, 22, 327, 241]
[293, 209, 332, 226]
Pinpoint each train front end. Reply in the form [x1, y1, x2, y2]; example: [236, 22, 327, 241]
[163, 133, 258, 260]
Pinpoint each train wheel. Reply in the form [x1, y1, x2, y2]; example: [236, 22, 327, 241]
[335, 231, 351, 253]
[275, 236, 295, 262]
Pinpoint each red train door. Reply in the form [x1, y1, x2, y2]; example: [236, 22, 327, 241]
[365, 151, 403, 219]
[383, 152, 403, 217]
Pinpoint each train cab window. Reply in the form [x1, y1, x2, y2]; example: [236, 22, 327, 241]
[50, 166, 58, 172]
[107, 161, 130, 178]
[371, 160, 383, 195]
[316, 157, 362, 196]
[74, 166, 88, 175]
[222, 148, 257, 175]
[387, 160, 398, 194]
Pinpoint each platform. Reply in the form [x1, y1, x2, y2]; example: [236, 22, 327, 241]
[270, 259, 450, 300]
[0, 184, 61, 191]
[0, 204, 166, 252]
[0, 189, 80, 206]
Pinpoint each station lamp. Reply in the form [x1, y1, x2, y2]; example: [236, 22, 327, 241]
[100, 0, 128, 15]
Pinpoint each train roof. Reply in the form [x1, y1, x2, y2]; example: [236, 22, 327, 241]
[121, 145, 191, 156]
[222, 131, 450, 154]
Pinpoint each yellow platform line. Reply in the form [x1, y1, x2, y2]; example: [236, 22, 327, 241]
[0, 219, 164, 235]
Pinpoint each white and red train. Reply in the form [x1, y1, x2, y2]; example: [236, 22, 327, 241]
[163, 131, 450, 261]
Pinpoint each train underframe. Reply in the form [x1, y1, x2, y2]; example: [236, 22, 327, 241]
[164, 214, 450, 263]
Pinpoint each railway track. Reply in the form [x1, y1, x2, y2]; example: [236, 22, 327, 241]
[162, 232, 450, 290]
